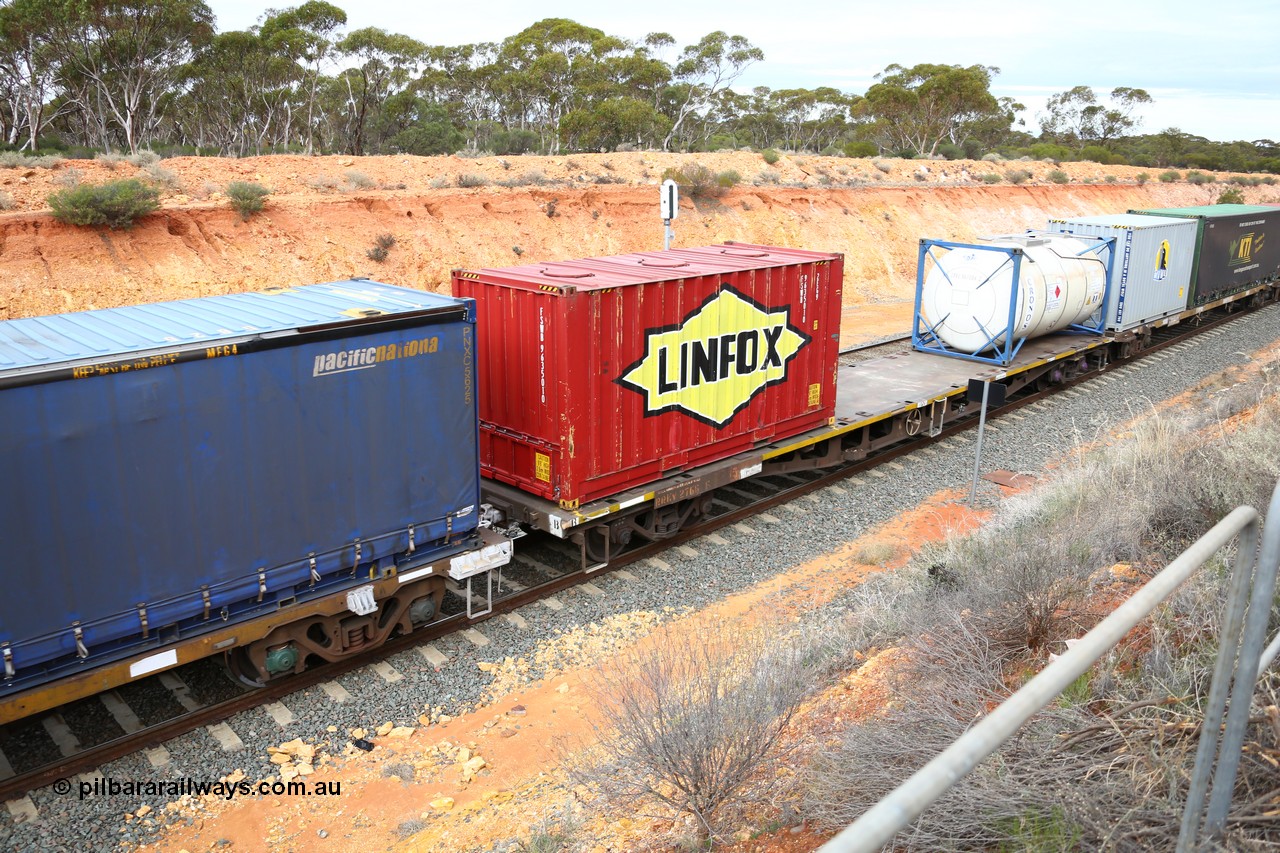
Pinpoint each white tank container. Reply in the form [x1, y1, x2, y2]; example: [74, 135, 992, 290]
[920, 235, 1106, 353]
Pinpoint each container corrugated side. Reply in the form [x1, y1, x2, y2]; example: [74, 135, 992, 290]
[1127, 205, 1280, 304]
[0, 283, 480, 674]
[454, 244, 843, 508]
[1047, 214, 1196, 330]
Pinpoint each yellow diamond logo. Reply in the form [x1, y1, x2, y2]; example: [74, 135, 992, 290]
[617, 286, 810, 428]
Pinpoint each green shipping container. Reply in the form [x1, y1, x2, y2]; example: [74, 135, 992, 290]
[1127, 204, 1280, 306]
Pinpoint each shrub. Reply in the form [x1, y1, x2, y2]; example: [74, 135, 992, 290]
[490, 128, 539, 155]
[852, 541, 899, 565]
[981, 152, 1004, 162]
[981, 173, 1001, 184]
[307, 175, 340, 192]
[1136, 172, 1150, 185]
[495, 801, 582, 853]
[661, 162, 735, 199]
[94, 151, 127, 170]
[520, 169, 549, 186]
[0, 190, 12, 210]
[716, 168, 741, 189]
[1217, 187, 1246, 205]
[343, 170, 375, 190]
[761, 148, 781, 165]
[456, 173, 486, 188]
[48, 178, 159, 228]
[1005, 169, 1032, 185]
[1104, 174, 1117, 183]
[126, 150, 162, 167]
[0, 151, 62, 168]
[1186, 170, 1214, 185]
[374, 232, 395, 250]
[1159, 170, 1181, 182]
[226, 182, 270, 220]
[804, 398, 1280, 851]
[843, 140, 877, 158]
[144, 163, 180, 189]
[365, 245, 388, 262]
[873, 160, 892, 174]
[1029, 142, 1073, 161]
[565, 619, 818, 844]
[1047, 169, 1070, 184]
[382, 761, 415, 781]
[1262, 176, 1277, 185]
[389, 115, 466, 156]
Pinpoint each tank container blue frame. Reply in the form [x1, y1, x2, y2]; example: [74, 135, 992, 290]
[912, 234, 1116, 367]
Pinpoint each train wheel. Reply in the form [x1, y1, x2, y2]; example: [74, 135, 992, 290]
[224, 647, 268, 688]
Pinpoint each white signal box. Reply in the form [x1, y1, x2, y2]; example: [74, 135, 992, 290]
[660, 179, 679, 220]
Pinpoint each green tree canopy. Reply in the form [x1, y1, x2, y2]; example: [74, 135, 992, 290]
[863, 63, 1001, 158]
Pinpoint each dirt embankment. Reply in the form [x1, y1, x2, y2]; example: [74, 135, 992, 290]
[0, 152, 1274, 319]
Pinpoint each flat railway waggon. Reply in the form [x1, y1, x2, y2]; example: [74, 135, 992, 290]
[2, 204, 1278, 727]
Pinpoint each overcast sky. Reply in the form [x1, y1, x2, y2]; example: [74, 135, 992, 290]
[208, 0, 1279, 143]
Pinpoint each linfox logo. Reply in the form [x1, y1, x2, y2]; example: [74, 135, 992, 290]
[616, 285, 810, 428]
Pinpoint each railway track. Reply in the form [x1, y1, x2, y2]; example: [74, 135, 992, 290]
[839, 333, 912, 364]
[0, 301, 1269, 807]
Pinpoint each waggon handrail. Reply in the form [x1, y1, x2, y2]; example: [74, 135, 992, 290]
[819, 479, 1280, 853]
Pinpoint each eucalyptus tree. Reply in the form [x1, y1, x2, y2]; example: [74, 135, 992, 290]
[1039, 85, 1152, 149]
[417, 42, 501, 150]
[863, 63, 1001, 158]
[494, 18, 626, 154]
[258, 1, 346, 154]
[183, 28, 300, 154]
[37, 0, 215, 152]
[661, 31, 762, 151]
[335, 26, 427, 154]
[0, 0, 66, 150]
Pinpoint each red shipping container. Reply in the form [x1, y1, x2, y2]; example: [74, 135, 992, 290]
[453, 243, 844, 508]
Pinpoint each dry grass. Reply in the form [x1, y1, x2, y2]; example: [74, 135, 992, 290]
[804, 377, 1280, 851]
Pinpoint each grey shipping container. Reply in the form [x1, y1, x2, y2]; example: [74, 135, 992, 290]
[1127, 204, 1280, 305]
[1047, 213, 1197, 330]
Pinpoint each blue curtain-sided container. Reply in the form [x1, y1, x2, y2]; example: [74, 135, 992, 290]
[0, 281, 480, 681]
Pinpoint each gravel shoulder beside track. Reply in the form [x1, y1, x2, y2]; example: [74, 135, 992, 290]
[5, 304, 1280, 852]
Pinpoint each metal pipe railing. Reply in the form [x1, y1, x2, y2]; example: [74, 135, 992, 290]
[820, 480, 1280, 853]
